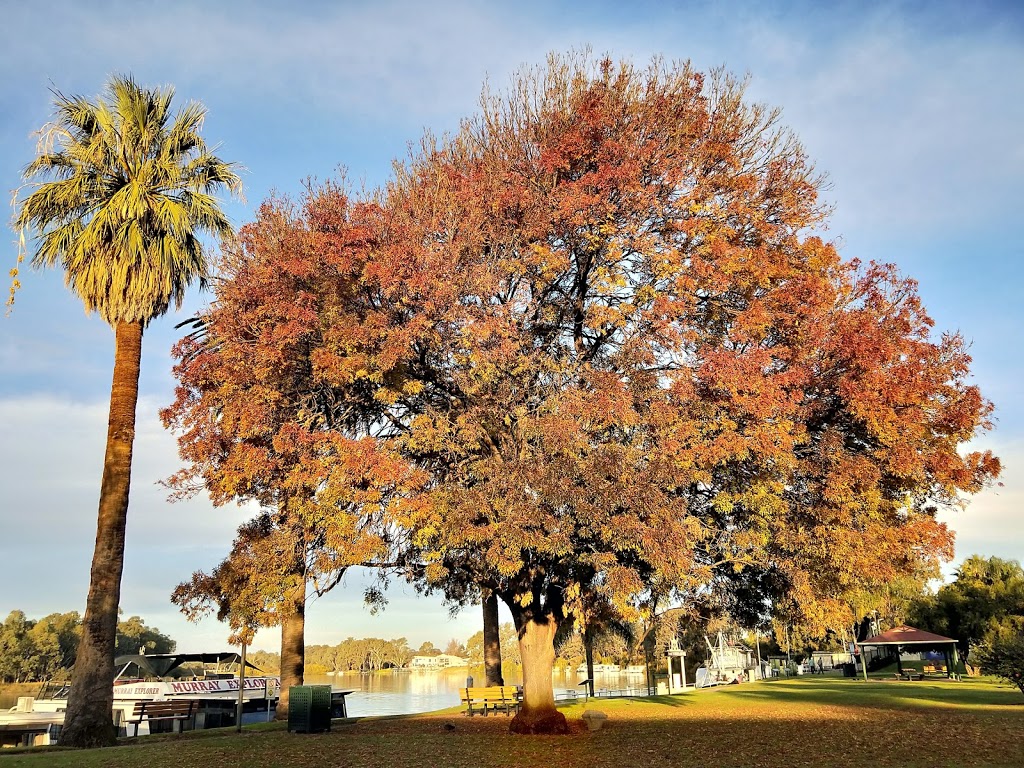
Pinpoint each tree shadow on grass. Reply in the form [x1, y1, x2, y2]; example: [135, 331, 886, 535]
[719, 677, 1023, 713]
[300, 703, 1024, 768]
[16, 698, 1023, 768]
[558, 693, 694, 712]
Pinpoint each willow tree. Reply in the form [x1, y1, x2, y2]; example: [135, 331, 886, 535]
[373, 53, 999, 733]
[12, 75, 240, 748]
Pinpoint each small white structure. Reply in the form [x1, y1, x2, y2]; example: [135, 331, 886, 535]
[810, 650, 853, 671]
[666, 636, 688, 693]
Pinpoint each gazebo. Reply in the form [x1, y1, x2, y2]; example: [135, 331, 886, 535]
[856, 625, 960, 681]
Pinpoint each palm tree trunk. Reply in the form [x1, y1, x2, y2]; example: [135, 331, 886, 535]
[60, 320, 143, 748]
[483, 590, 503, 686]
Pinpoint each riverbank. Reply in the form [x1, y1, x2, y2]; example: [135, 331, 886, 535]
[1, 678, 1022, 767]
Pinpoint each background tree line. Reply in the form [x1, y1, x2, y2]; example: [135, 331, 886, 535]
[0, 611, 174, 683]
[909, 555, 1024, 666]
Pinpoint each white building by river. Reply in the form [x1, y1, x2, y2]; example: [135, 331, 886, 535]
[408, 654, 469, 669]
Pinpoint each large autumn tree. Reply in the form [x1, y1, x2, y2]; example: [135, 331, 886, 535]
[162, 187, 419, 715]
[12, 75, 240, 747]
[369, 53, 999, 732]
[159, 52, 998, 735]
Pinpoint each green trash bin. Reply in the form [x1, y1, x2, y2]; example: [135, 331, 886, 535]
[288, 685, 332, 733]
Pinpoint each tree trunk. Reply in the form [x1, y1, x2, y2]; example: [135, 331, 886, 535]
[483, 591, 503, 686]
[59, 320, 143, 748]
[584, 624, 596, 697]
[274, 585, 306, 720]
[509, 612, 568, 735]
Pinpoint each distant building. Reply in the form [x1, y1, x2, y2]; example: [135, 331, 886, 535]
[409, 653, 469, 669]
[811, 650, 853, 670]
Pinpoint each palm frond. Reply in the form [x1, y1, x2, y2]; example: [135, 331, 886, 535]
[11, 73, 241, 324]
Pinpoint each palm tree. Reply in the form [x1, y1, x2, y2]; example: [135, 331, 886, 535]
[13, 75, 240, 748]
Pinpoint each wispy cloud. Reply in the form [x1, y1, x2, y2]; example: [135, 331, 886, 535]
[938, 436, 1024, 573]
[0, 395, 249, 628]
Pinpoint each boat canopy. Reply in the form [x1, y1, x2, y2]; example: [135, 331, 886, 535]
[113, 652, 264, 679]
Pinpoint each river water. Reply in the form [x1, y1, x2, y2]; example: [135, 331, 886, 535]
[307, 667, 649, 717]
[0, 668, 650, 717]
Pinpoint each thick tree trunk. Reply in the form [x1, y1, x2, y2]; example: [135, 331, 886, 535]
[274, 585, 306, 720]
[60, 320, 143, 748]
[483, 591, 503, 686]
[509, 612, 568, 735]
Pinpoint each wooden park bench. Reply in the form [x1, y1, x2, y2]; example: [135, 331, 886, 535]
[125, 700, 196, 737]
[460, 686, 522, 717]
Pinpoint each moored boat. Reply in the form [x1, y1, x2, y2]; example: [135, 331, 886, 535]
[2, 651, 280, 746]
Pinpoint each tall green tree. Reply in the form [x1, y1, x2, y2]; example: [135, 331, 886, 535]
[0, 611, 36, 683]
[972, 632, 1024, 697]
[114, 615, 176, 657]
[12, 75, 240, 748]
[910, 555, 1024, 656]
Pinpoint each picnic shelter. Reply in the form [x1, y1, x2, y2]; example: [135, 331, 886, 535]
[856, 625, 960, 680]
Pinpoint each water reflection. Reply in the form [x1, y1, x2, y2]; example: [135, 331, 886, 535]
[305, 666, 649, 717]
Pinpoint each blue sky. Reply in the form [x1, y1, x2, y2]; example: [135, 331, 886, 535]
[1, 0, 1021, 653]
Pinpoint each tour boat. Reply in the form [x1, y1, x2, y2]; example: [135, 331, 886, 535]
[2, 651, 280, 746]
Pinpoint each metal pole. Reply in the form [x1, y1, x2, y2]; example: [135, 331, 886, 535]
[786, 625, 792, 676]
[236, 641, 247, 733]
[754, 629, 762, 679]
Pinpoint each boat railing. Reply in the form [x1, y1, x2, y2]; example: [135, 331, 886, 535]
[36, 681, 72, 700]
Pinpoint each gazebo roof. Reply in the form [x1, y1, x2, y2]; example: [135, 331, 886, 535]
[860, 625, 956, 646]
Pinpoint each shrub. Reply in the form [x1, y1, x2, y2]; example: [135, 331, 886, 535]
[972, 633, 1024, 696]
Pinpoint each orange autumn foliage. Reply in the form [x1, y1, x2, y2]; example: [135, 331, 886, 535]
[164, 53, 999, 733]
[372, 53, 998, 729]
[162, 186, 424, 639]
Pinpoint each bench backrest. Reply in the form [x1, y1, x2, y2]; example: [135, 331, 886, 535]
[130, 700, 196, 717]
[461, 686, 521, 701]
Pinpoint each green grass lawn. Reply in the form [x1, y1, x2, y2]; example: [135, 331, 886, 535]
[2, 677, 1022, 768]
